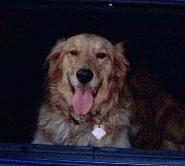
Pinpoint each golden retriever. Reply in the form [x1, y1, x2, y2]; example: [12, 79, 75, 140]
[33, 34, 131, 147]
[33, 33, 185, 150]
[127, 69, 185, 151]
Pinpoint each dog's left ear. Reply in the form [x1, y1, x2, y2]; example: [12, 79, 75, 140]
[114, 42, 130, 78]
[111, 42, 129, 91]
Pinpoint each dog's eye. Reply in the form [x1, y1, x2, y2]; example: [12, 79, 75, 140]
[96, 53, 107, 59]
[69, 50, 78, 56]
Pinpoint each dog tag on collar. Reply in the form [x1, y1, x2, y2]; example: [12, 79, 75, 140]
[92, 125, 106, 140]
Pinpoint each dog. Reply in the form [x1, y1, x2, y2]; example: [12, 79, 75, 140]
[33, 33, 185, 150]
[127, 69, 185, 151]
[33, 34, 131, 147]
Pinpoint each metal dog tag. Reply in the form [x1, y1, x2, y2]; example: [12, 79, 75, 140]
[92, 125, 106, 140]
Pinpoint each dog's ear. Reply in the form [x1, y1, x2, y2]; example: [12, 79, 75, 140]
[114, 42, 129, 79]
[46, 39, 66, 82]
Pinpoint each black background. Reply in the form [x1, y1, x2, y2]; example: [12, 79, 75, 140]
[0, 2, 185, 143]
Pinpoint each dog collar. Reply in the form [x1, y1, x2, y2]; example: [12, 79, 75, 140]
[69, 114, 80, 125]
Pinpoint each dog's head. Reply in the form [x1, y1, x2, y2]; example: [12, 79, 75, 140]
[47, 34, 129, 118]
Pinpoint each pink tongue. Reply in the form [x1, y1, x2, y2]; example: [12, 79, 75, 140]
[72, 87, 94, 115]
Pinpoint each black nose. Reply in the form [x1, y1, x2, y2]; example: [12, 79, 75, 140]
[76, 68, 93, 84]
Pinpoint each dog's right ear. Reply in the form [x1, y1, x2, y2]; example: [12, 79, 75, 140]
[45, 39, 66, 83]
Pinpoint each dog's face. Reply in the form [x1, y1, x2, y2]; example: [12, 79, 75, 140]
[47, 34, 129, 117]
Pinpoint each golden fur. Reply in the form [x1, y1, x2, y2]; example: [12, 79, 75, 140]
[33, 34, 185, 150]
[33, 34, 131, 147]
[127, 69, 185, 151]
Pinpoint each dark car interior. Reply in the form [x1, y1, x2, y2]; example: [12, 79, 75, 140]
[0, 1, 185, 165]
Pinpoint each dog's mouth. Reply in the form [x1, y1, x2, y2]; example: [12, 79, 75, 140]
[68, 75, 102, 116]
[70, 82, 100, 98]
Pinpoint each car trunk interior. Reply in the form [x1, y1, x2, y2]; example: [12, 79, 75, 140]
[0, 1, 185, 164]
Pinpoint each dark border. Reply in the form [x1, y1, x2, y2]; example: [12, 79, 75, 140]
[0, 143, 185, 165]
[1, 0, 185, 15]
